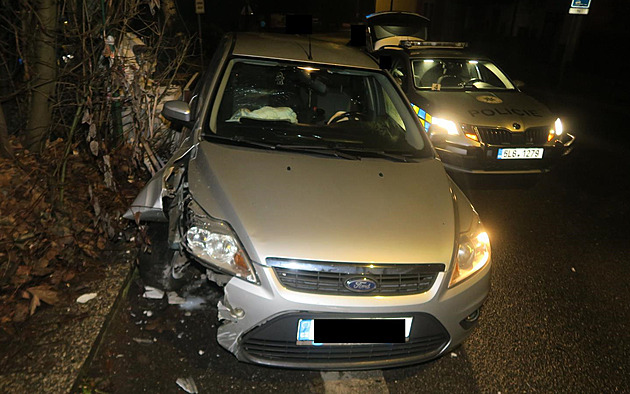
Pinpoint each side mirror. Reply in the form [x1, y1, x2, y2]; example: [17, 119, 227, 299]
[350, 24, 366, 47]
[513, 80, 525, 89]
[162, 100, 192, 126]
[379, 55, 392, 70]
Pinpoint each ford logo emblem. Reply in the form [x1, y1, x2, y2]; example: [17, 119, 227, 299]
[344, 277, 377, 293]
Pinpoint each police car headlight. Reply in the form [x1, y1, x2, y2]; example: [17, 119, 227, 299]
[449, 220, 491, 288]
[547, 118, 563, 141]
[184, 200, 257, 284]
[431, 118, 479, 142]
[431, 117, 459, 135]
[554, 118, 563, 136]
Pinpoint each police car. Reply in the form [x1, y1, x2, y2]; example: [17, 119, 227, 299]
[366, 14, 574, 174]
[125, 31, 491, 369]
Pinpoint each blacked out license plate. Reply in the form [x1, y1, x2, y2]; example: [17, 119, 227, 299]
[296, 318, 411, 345]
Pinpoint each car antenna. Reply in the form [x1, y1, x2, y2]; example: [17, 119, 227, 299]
[286, 14, 313, 60]
[307, 34, 313, 60]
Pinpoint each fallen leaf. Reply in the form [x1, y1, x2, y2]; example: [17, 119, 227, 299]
[29, 294, 40, 315]
[14, 302, 30, 322]
[27, 286, 59, 305]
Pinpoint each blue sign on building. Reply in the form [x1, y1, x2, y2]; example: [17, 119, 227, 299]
[571, 0, 591, 8]
[569, 0, 591, 14]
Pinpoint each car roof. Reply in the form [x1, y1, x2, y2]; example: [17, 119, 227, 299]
[378, 47, 489, 61]
[231, 32, 380, 70]
[408, 48, 488, 60]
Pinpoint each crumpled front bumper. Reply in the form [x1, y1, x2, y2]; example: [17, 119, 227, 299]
[214, 260, 491, 370]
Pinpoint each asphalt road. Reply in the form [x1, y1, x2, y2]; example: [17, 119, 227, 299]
[77, 90, 630, 393]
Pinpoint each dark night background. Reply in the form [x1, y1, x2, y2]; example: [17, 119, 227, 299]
[172, 0, 630, 100]
[2, 1, 629, 393]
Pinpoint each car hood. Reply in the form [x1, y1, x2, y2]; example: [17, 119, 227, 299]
[187, 142, 456, 267]
[414, 90, 555, 130]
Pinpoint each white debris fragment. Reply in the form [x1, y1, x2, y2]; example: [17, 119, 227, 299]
[76, 293, 98, 304]
[143, 286, 164, 299]
[176, 377, 198, 394]
[167, 291, 187, 305]
[450, 352, 458, 358]
[179, 296, 206, 311]
[133, 337, 153, 344]
[571, 267, 576, 272]
[145, 310, 153, 317]
[198, 350, 204, 355]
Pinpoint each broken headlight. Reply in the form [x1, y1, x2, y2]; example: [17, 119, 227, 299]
[183, 200, 258, 284]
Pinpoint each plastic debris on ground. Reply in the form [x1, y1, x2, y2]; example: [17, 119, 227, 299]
[76, 293, 98, 304]
[176, 377, 198, 393]
[167, 291, 186, 305]
[132, 337, 153, 345]
[143, 286, 164, 299]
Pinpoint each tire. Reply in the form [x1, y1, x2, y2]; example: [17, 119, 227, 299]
[138, 222, 193, 291]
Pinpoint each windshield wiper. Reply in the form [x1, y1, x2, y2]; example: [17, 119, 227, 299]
[204, 134, 276, 149]
[333, 147, 417, 163]
[274, 144, 360, 160]
[204, 135, 359, 160]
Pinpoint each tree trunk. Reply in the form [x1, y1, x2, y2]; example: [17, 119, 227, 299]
[0, 103, 13, 158]
[24, 0, 58, 152]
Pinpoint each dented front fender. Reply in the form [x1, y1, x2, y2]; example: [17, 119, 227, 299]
[123, 139, 197, 223]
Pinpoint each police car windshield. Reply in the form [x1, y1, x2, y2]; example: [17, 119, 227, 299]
[411, 59, 515, 90]
[209, 59, 429, 157]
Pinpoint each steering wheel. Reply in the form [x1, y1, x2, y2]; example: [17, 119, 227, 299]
[327, 111, 367, 124]
[461, 78, 483, 87]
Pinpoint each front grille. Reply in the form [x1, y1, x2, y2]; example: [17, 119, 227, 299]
[476, 127, 512, 145]
[243, 335, 447, 362]
[475, 125, 550, 146]
[524, 126, 550, 144]
[239, 312, 450, 369]
[267, 258, 444, 296]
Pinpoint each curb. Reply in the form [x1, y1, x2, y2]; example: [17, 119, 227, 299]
[69, 264, 137, 393]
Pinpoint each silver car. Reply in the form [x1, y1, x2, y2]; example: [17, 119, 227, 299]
[125, 32, 491, 369]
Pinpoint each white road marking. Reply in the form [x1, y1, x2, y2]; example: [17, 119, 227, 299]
[321, 370, 389, 393]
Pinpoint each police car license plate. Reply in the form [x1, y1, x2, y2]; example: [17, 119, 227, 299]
[497, 148, 543, 159]
[296, 318, 412, 345]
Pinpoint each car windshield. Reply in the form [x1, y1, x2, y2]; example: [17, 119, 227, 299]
[411, 58, 515, 90]
[208, 59, 429, 158]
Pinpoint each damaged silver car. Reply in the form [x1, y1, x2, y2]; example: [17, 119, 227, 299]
[124, 32, 491, 370]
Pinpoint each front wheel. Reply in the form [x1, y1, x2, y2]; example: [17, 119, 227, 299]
[138, 223, 194, 291]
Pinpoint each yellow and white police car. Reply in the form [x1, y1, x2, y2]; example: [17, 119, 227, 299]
[366, 16, 574, 174]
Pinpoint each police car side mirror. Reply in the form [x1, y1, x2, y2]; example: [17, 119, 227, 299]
[379, 55, 392, 70]
[513, 80, 525, 89]
[162, 100, 193, 130]
[350, 24, 366, 47]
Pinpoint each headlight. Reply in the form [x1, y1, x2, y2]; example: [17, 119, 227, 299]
[554, 118, 563, 135]
[431, 117, 479, 142]
[548, 118, 563, 141]
[431, 117, 459, 135]
[449, 219, 491, 287]
[184, 200, 258, 284]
